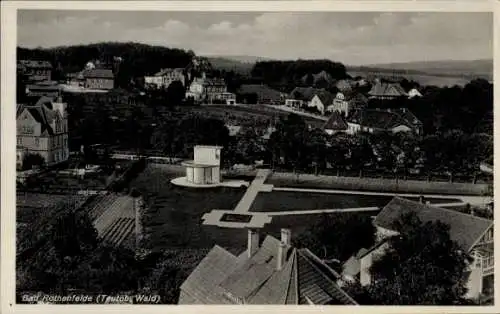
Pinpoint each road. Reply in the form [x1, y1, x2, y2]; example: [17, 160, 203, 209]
[233, 169, 272, 213]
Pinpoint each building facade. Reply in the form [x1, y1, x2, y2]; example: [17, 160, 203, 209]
[83, 69, 115, 90]
[18, 60, 53, 82]
[17, 96, 69, 168]
[144, 68, 186, 89]
[343, 197, 494, 300]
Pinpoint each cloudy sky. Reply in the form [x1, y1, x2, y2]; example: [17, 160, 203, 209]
[17, 10, 492, 65]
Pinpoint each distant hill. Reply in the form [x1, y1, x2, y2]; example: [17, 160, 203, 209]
[206, 55, 274, 64]
[348, 59, 493, 79]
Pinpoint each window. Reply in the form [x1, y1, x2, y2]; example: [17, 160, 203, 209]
[17, 137, 22, 145]
[35, 138, 39, 147]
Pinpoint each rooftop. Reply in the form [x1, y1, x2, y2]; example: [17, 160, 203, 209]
[374, 197, 493, 251]
[180, 233, 357, 305]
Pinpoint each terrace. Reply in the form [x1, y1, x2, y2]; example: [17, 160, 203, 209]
[130, 164, 479, 256]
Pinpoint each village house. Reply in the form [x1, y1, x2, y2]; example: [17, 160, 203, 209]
[368, 82, 408, 100]
[144, 68, 186, 89]
[16, 96, 69, 168]
[346, 108, 423, 135]
[186, 73, 227, 103]
[18, 60, 53, 82]
[83, 68, 115, 90]
[179, 228, 358, 305]
[237, 84, 285, 105]
[308, 91, 335, 115]
[327, 91, 368, 117]
[286, 87, 334, 114]
[342, 197, 494, 300]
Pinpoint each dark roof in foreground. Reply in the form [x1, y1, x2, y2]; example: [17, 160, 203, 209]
[179, 235, 357, 305]
[323, 111, 348, 131]
[374, 197, 493, 251]
[347, 108, 419, 130]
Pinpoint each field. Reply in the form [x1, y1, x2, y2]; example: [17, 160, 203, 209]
[177, 104, 326, 129]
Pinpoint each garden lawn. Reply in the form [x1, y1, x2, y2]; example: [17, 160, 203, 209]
[250, 191, 392, 212]
[250, 191, 461, 212]
[130, 164, 247, 253]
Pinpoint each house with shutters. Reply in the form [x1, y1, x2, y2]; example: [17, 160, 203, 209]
[368, 82, 408, 100]
[342, 197, 494, 300]
[16, 96, 69, 168]
[179, 228, 358, 305]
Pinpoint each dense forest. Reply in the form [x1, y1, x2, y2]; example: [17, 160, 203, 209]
[251, 59, 347, 91]
[18, 42, 195, 86]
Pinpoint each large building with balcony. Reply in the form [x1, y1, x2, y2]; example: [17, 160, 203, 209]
[16, 96, 69, 169]
[342, 197, 493, 300]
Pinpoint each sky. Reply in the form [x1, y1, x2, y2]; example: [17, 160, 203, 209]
[17, 10, 493, 65]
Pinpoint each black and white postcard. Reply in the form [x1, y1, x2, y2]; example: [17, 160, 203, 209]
[1, 1, 497, 313]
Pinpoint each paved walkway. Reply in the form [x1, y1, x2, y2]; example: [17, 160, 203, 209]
[273, 187, 491, 205]
[257, 202, 467, 217]
[234, 169, 273, 213]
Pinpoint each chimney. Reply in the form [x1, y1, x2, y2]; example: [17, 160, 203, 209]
[277, 229, 291, 270]
[247, 229, 259, 258]
[281, 228, 291, 246]
[277, 242, 287, 271]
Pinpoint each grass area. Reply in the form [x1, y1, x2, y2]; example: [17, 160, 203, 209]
[179, 104, 325, 129]
[130, 164, 247, 252]
[17, 192, 89, 224]
[130, 164, 387, 255]
[250, 191, 392, 212]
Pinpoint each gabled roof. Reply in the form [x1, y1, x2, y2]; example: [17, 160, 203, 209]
[374, 197, 493, 251]
[82, 69, 114, 79]
[347, 108, 419, 130]
[17, 96, 61, 136]
[289, 87, 325, 102]
[324, 111, 348, 131]
[314, 90, 335, 106]
[368, 82, 408, 97]
[180, 234, 357, 305]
